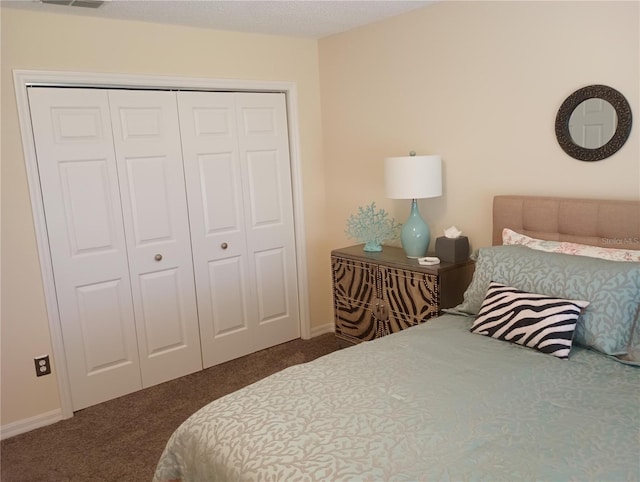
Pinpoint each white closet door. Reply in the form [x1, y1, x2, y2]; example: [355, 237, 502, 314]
[108, 90, 202, 386]
[177, 92, 254, 367]
[28, 88, 142, 410]
[235, 93, 300, 351]
[178, 92, 299, 368]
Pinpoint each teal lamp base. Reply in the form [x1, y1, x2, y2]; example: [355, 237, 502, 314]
[401, 199, 430, 258]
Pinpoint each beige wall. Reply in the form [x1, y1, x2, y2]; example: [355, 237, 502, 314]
[1, 8, 328, 426]
[319, 1, 639, 253]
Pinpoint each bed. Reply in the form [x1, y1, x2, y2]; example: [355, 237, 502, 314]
[154, 195, 640, 482]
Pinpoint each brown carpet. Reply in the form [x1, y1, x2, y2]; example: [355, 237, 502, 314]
[1, 334, 342, 482]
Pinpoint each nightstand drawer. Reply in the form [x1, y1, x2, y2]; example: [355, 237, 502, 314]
[382, 266, 439, 332]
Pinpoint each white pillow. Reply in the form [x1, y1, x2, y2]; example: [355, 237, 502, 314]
[502, 228, 640, 262]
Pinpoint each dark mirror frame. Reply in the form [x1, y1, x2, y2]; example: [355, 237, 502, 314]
[555, 84, 632, 162]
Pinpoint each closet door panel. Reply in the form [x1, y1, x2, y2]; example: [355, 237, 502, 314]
[177, 92, 254, 368]
[138, 268, 187, 353]
[246, 150, 283, 227]
[235, 93, 300, 349]
[75, 280, 134, 370]
[199, 153, 241, 234]
[124, 156, 174, 243]
[196, 151, 245, 250]
[207, 257, 248, 334]
[108, 90, 202, 386]
[254, 248, 289, 321]
[28, 87, 142, 410]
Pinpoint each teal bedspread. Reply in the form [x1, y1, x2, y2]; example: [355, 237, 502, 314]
[154, 315, 640, 481]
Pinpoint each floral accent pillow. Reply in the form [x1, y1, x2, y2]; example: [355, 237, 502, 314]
[502, 228, 640, 262]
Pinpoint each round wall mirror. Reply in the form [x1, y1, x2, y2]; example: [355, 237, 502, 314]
[555, 85, 632, 161]
[568, 98, 617, 149]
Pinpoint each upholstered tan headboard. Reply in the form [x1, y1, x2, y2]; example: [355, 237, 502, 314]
[492, 195, 640, 250]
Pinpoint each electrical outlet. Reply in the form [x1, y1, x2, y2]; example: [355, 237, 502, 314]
[34, 355, 52, 377]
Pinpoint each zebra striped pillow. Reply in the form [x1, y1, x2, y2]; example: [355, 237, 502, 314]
[470, 282, 590, 359]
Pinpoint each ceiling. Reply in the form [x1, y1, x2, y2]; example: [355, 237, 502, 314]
[2, 0, 436, 39]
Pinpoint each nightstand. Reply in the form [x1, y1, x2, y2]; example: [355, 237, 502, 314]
[331, 244, 474, 345]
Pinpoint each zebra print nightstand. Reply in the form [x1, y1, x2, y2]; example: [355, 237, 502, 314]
[331, 245, 475, 344]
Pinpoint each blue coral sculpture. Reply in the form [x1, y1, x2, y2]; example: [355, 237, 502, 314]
[345, 202, 401, 252]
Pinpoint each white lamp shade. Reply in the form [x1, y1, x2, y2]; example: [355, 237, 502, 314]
[384, 155, 442, 199]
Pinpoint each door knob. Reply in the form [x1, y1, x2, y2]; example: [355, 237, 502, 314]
[221, 242, 228, 250]
[154, 254, 163, 261]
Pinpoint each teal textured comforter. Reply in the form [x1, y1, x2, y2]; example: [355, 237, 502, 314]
[154, 315, 640, 481]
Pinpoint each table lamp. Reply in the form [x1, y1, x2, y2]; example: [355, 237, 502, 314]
[384, 153, 442, 258]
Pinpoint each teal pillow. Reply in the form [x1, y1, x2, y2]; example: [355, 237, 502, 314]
[623, 311, 640, 365]
[451, 245, 640, 356]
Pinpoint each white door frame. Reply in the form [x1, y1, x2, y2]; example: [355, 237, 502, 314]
[13, 69, 311, 420]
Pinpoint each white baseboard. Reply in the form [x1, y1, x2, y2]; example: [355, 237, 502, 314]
[310, 322, 335, 338]
[0, 408, 64, 440]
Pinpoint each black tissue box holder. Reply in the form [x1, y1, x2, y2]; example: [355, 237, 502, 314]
[435, 236, 469, 263]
